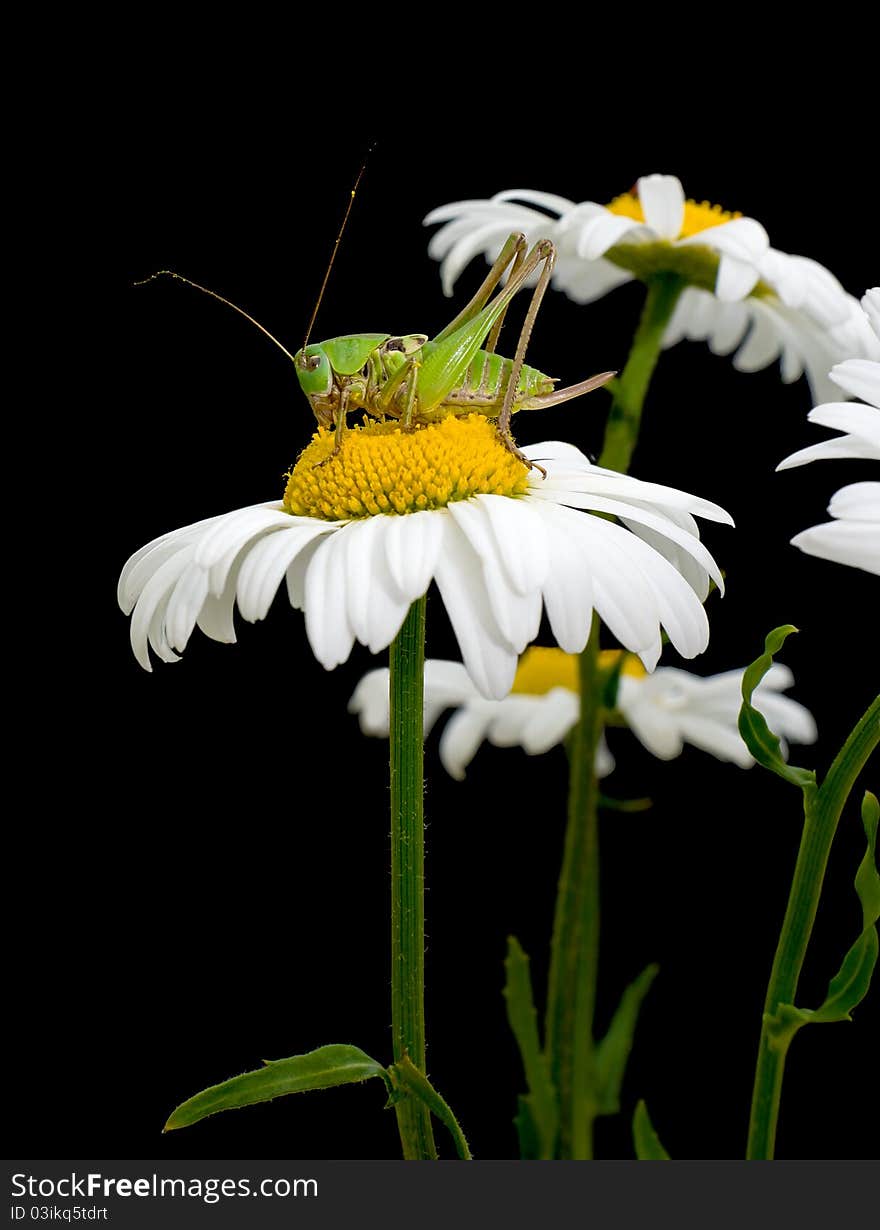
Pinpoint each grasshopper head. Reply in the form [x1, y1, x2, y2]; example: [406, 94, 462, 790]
[295, 344, 334, 399]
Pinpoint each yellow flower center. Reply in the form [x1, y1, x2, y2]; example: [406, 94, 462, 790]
[606, 191, 741, 239]
[284, 414, 530, 521]
[511, 646, 646, 696]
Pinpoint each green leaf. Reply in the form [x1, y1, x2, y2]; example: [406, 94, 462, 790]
[164, 1044, 387, 1132]
[503, 936, 558, 1159]
[772, 791, 879, 1036]
[632, 1099, 670, 1159]
[738, 626, 817, 792]
[595, 965, 659, 1116]
[388, 1055, 471, 1160]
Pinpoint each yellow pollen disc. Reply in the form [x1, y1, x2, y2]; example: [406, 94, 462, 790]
[512, 647, 579, 695]
[606, 192, 741, 239]
[284, 414, 530, 521]
[511, 647, 647, 696]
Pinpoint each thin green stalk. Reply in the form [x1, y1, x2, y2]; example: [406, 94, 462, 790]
[598, 274, 686, 473]
[546, 616, 602, 1159]
[747, 694, 880, 1159]
[389, 595, 437, 1160]
[547, 275, 685, 1159]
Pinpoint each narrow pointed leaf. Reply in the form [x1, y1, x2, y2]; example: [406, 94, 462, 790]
[388, 1055, 471, 1159]
[164, 1044, 387, 1131]
[503, 936, 558, 1159]
[595, 964, 659, 1115]
[774, 791, 879, 1034]
[633, 1099, 670, 1159]
[738, 626, 816, 791]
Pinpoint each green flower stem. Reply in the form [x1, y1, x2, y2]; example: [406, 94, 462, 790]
[546, 275, 685, 1159]
[546, 615, 602, 1159]
[389, 595, 437, 1160]
[598, 274, 686, 473]
[747, 693, 880, 1160]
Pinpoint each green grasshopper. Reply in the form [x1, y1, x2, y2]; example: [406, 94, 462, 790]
[141, 232, 613, 470]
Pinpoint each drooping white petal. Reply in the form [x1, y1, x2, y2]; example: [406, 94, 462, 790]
[528, 486, 724, 593]
[528, 501, 595, 653]
[117, 510, 229, 611]
[434, 517, 518, 700]
[382, 509, 444, 603]
[165, 561, 210, 653]
[550, 505, 663, 658]
[446, 500, 541, 651]
[192, 505, 292, 570]
[637, 174, 685, 240]
[477, 494, 549, 595]
[519, 688, 580, 755]
[439, 708, 492, 780]
[303, 531, 357, 670]
[128, 548, 196, 671]
[197, 551, 247, 644]
[237, 521, 338, 622]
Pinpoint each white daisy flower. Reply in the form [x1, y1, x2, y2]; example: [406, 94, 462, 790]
[425, 175, 868, 401]
[350, 647, 817, 776]
[777, 290, 880, 576]
[118, 415, 732, 699]
[350, 657, 614, 781]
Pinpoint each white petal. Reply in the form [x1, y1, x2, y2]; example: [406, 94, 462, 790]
[193, 505, 292, 570]
[439, 707, 492, 780]
[433, 518, 517, 700]
[165, 562, 210, 652]
[236, 521, 337, 621]
[446, 500, 541, 650]
[129, 548, 196, 671]
[578, 213, 646, 259]
[529, 487, 724, 593]
[828, 481, 880, 521]
[637, 174, 685, 239]
[830, 359, 880, 409]
[492, 188, 575, 214]
[383, 510, 444, 603]
[477, 494, 549, 594]
[680, 217, 769, 262]
[520, 688, 580, 754]
[791, 518, 880, 576]
[303, 531, 357, 669]
[715, 254, 760, 302]
[529, 501, 595, 653]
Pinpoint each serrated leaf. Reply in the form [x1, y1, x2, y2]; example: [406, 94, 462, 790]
[164, 1044, 387, 1131]
[595, 965, 659, 1116]
[773, 791, 879, 1034]
[388, 1055, 471, 1159]
[503, 936, 558, 1159]
[632, 1099, 670, 1160]
[738, 626, 816, 792]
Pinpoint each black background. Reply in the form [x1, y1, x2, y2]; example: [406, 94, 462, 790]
[15, 34, 878, 1164]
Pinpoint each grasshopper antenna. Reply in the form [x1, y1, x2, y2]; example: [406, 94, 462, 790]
[301, 145, 374, 353]
[134, 270, 300, 366]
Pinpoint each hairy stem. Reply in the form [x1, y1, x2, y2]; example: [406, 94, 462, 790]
[389, 595, 437, 1160]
